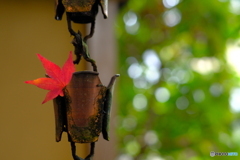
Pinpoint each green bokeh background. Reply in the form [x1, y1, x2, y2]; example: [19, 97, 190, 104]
[115, 0, 240, 159]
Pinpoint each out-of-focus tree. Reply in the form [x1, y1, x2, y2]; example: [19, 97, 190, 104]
[115, 0, 240, 159]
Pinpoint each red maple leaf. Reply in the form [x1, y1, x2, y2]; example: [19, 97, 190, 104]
[25, 52, 75, 104]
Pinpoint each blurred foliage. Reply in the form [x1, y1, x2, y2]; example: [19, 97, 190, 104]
[115, 0, 240, 159]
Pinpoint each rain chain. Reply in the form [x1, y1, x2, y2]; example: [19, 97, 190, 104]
[54, 0, 119, 159]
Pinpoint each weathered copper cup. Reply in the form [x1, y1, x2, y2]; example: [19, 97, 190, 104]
[53, 71, 119, 143]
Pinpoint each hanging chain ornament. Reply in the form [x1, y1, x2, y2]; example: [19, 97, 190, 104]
[53, 1, 118, 160]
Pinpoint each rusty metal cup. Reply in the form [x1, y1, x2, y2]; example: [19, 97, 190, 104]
[53, 71, 119, 143]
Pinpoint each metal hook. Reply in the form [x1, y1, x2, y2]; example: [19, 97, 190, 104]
[66, 13, 95, 43]
[71, 142, 95, 160]
[71, 31, 97, 71]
